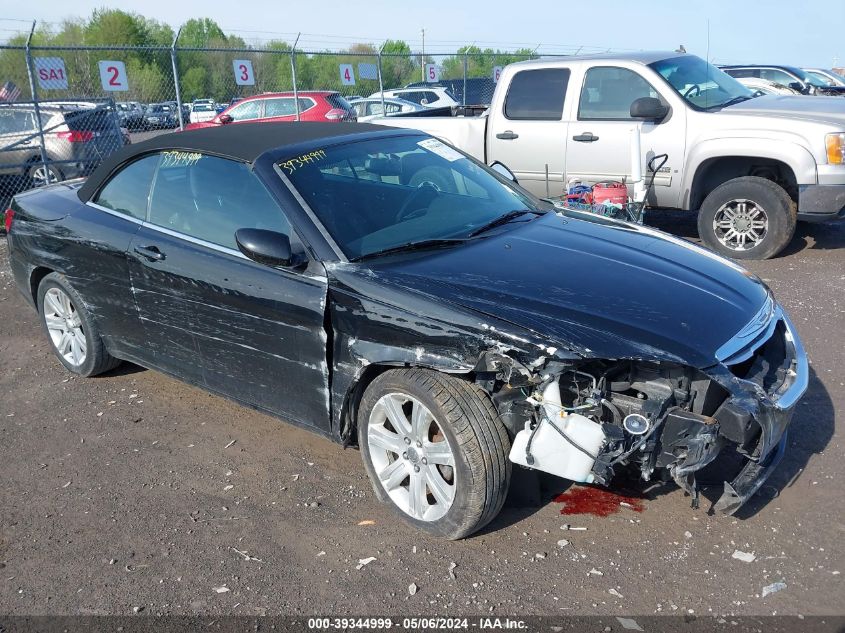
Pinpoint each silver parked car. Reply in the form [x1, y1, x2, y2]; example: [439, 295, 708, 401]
[347, 97, 425, 121]
[1, 102, 125, 190]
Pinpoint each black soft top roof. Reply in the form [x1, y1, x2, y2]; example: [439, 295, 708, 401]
[78, 121, 392, 201]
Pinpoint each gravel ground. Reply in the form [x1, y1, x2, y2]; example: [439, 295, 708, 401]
[0, 218, 843, 618]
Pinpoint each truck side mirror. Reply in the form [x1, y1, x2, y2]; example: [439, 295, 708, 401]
[630, 97, 669, 121]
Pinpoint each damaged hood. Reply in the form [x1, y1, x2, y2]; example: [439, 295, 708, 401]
[349, 211, 769, 368]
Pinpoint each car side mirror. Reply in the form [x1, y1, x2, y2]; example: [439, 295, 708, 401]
[630, 97, 669, 121]
[489, 161, 518, 184]
[235, 229, 293, 267]
[219, 114, 233, 124]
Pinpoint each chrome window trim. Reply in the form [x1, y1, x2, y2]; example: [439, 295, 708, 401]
[139, 221, 249, 259]
[86, 201, 144, 225]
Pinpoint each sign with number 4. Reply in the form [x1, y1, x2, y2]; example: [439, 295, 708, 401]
[339, 64, 355, 86]
[98, 61, 128, 91]
[233, 60, 255, 86]
[425, 63, 439, 83]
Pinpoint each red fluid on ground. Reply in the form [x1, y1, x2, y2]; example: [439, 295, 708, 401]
[553, 485, 646, 517]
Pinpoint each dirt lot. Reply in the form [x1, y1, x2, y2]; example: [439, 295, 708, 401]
[0, 218, 843, 618]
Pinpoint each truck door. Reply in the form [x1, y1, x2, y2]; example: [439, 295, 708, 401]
[564, 65, 686, 208]
[487, 67, 571, 198]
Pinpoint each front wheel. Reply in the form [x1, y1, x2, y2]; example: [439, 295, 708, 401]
[697, 176, 796, 260]
[358, 369, 511, 539]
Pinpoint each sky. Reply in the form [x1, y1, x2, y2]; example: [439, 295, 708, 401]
[3, 0, 844, 68]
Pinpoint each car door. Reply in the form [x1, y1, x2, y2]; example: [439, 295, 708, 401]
[487, 67, 571, 198]
[0, 109, 38, 178]
[563, 65, 686, 208]
[128, 151, 331, 429]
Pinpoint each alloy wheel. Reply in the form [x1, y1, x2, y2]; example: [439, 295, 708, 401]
[43, 287, 87, 366]
[367, 393, 456, 522]
[31, 165, 60, 188]
[712, 199, 768, 251]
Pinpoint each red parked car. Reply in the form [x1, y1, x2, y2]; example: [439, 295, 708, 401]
[183, 91, 356, 130]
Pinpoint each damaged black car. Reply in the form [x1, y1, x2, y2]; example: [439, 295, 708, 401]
[5, 122, 807, 539]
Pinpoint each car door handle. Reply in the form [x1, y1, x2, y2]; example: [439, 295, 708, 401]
[496, 130, 519, 140]
[133, 245, 165, 262]
[572, 133, 599, 142]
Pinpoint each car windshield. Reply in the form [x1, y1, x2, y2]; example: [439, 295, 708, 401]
[193, 104, 213, 112]
[649, 55, 756, 109]
[280, 134, 546, 260]
[791, 68, 830, 88]
[805, 70, 836, 86]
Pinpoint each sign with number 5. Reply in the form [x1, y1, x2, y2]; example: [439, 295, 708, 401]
[233, 60, 255, 86]
[425, 63, 439, 83]
[339, 64, 355, 86]
[98, 61, 128, 91]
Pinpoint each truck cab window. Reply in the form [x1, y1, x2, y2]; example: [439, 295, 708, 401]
[504, 68, 570, 120]
[578, 67, 659, 120]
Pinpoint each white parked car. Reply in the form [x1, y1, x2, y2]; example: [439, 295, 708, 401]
[189, 100, 217, 124]
[734, 77, 802, 96]
[370, 87, 458, 109]
[348, 97, 425, 121]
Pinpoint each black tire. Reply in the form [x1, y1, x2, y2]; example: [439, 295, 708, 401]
[37, 272, 121, 377]
[697, 176, 796, 260]
[358, 368, 511, 540]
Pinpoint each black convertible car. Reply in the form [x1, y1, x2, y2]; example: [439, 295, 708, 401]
[5, 123, 807, 539]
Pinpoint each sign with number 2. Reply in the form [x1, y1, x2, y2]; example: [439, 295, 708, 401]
[98, 61, 128, 91]
[233, 60, 255, 86]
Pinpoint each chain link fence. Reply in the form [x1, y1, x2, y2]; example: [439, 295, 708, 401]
[0, 37, 559, 212]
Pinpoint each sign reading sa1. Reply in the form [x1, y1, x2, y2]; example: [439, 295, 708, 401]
[233, 60, 255, 86]
[425, 63, 439, 83]
[34, 57, 68, 90]
[98, 61, 128, 91]
[339, 64, 355, 86]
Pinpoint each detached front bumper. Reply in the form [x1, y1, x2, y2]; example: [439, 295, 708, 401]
[797, 183, 845, 222]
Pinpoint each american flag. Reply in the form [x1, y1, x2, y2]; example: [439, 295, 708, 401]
[0, 81, 22, 102]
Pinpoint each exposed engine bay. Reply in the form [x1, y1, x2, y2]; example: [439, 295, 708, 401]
[498, 360, 763, 511]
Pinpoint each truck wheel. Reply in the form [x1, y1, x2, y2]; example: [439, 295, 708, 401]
[698, 176, 796, 260]
[37, 273, 121, 377]
[358, 368, 511, 540]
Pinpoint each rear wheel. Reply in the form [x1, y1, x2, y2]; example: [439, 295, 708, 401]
[697, 176, 796, 260]
[28, 162, 63, 189]
[358, 368, 511, 539]
[37, 273, 121, 377]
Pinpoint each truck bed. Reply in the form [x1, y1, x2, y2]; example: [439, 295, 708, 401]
[375, 109, 489, 163]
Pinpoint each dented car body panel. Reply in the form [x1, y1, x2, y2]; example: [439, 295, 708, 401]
[6, 122, 807, 518]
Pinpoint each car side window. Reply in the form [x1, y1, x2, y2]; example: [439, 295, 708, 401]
[93, 154, 160, 220]
[726, 68, 759, 79]
[264, 98, 296, 117]
[759, 68, 796, 85]
[148, 153, 290, 250]
[227, 100, 262, 121]
[578, 67, 659, 120]
[504, 68, 570, 120]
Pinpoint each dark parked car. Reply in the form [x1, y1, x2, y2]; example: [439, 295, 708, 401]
[4, 123, 807, 539]
[116, 101, 145, 131]
[142, 103, 179, 130]
[1, 101, 124, 191]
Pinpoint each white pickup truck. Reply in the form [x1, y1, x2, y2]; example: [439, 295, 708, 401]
[378, 51, 845, 259]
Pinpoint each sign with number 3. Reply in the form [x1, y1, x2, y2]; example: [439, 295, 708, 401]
[98, 61, 128, 91]
[233, 59, 255, 86]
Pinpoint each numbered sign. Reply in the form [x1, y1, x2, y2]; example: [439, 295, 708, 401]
[34, 57, 68, 90]
[493, 66, 503, 83]
[339, 64, 355, 86]
[232, 59, 255, 86]
[98, 61, 128, 91]
[425, 63, 439, 83]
